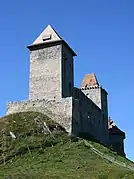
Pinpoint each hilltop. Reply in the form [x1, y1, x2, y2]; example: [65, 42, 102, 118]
[0, 112, 133, 179]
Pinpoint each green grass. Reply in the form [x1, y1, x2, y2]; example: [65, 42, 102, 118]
[0, 112, 134, 179]
[88, 140, 134, 166]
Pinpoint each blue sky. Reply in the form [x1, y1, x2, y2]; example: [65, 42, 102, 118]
[0, 0, 134, 160]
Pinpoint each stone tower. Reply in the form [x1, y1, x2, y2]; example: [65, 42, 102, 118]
[27, 25, 76, 100]
[81, 73, 108, 133]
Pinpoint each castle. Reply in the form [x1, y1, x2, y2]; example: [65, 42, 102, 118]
[6, 25, 126, 156]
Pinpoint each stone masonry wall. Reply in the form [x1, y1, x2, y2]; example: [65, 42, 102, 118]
[82, 88, 101, 109]
[7, 97, 73, 133]
[72, 98, 80, 136]
[29, 44, 62, 100]
[61, 44, 74, 98]
[109, 134, 125, 156]
[101, 88, 108, 119]
[82, 87, 109, 142]
[73, 87, 109, 143]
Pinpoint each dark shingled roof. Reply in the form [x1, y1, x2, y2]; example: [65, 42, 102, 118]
[108, 119, 125, 138]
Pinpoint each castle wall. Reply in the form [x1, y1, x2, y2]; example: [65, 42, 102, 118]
[82, 88, 101, 109]
[82, 88, 109, 140]
[6, 97, 73, 133]
[72, 98, 80, 136]
[73, 88, 109, 143]
[109, 134, 125, 156]
[61, 44, 74, 97]
[109, 134, 123, 142]
[82, 88, 108, 118]
[101, 88, 108, 119]
[29, 44, 62, 100]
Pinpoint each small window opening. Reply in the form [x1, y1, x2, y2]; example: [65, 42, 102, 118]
[69, 82, 71, 95]
[42, 34, 51, 41]
[85, 84, 88, 89]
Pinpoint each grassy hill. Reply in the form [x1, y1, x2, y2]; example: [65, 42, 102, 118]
[0, 112, 134, 179]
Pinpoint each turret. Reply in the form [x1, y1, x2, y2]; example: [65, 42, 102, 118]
[81, 73, 109, 138]
[81, 73, 108, 120]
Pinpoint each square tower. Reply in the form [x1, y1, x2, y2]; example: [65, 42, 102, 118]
[27, 25, 76, 100]
[81, 73, 109, 136]
[81, 73, 108, 119]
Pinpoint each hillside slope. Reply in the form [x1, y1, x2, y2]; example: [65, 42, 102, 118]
[0, 112, 134, 179]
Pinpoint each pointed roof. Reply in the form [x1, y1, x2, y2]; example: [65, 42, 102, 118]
[81, 73, 99, 88]
[27, 25, 76, 56]
[108, 119, 125, 138]
[33, 25, 62, 45]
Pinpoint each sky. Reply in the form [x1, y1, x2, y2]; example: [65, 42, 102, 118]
[0, 0, 134, 160]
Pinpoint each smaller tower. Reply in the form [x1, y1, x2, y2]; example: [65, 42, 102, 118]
[81, 73, 108, 134]
[81, 73, 108, 119]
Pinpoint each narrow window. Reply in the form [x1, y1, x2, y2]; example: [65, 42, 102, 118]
[69, 82, 71, 95]
[85, 84, 88, 89]
[86, 93, 89, 97]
